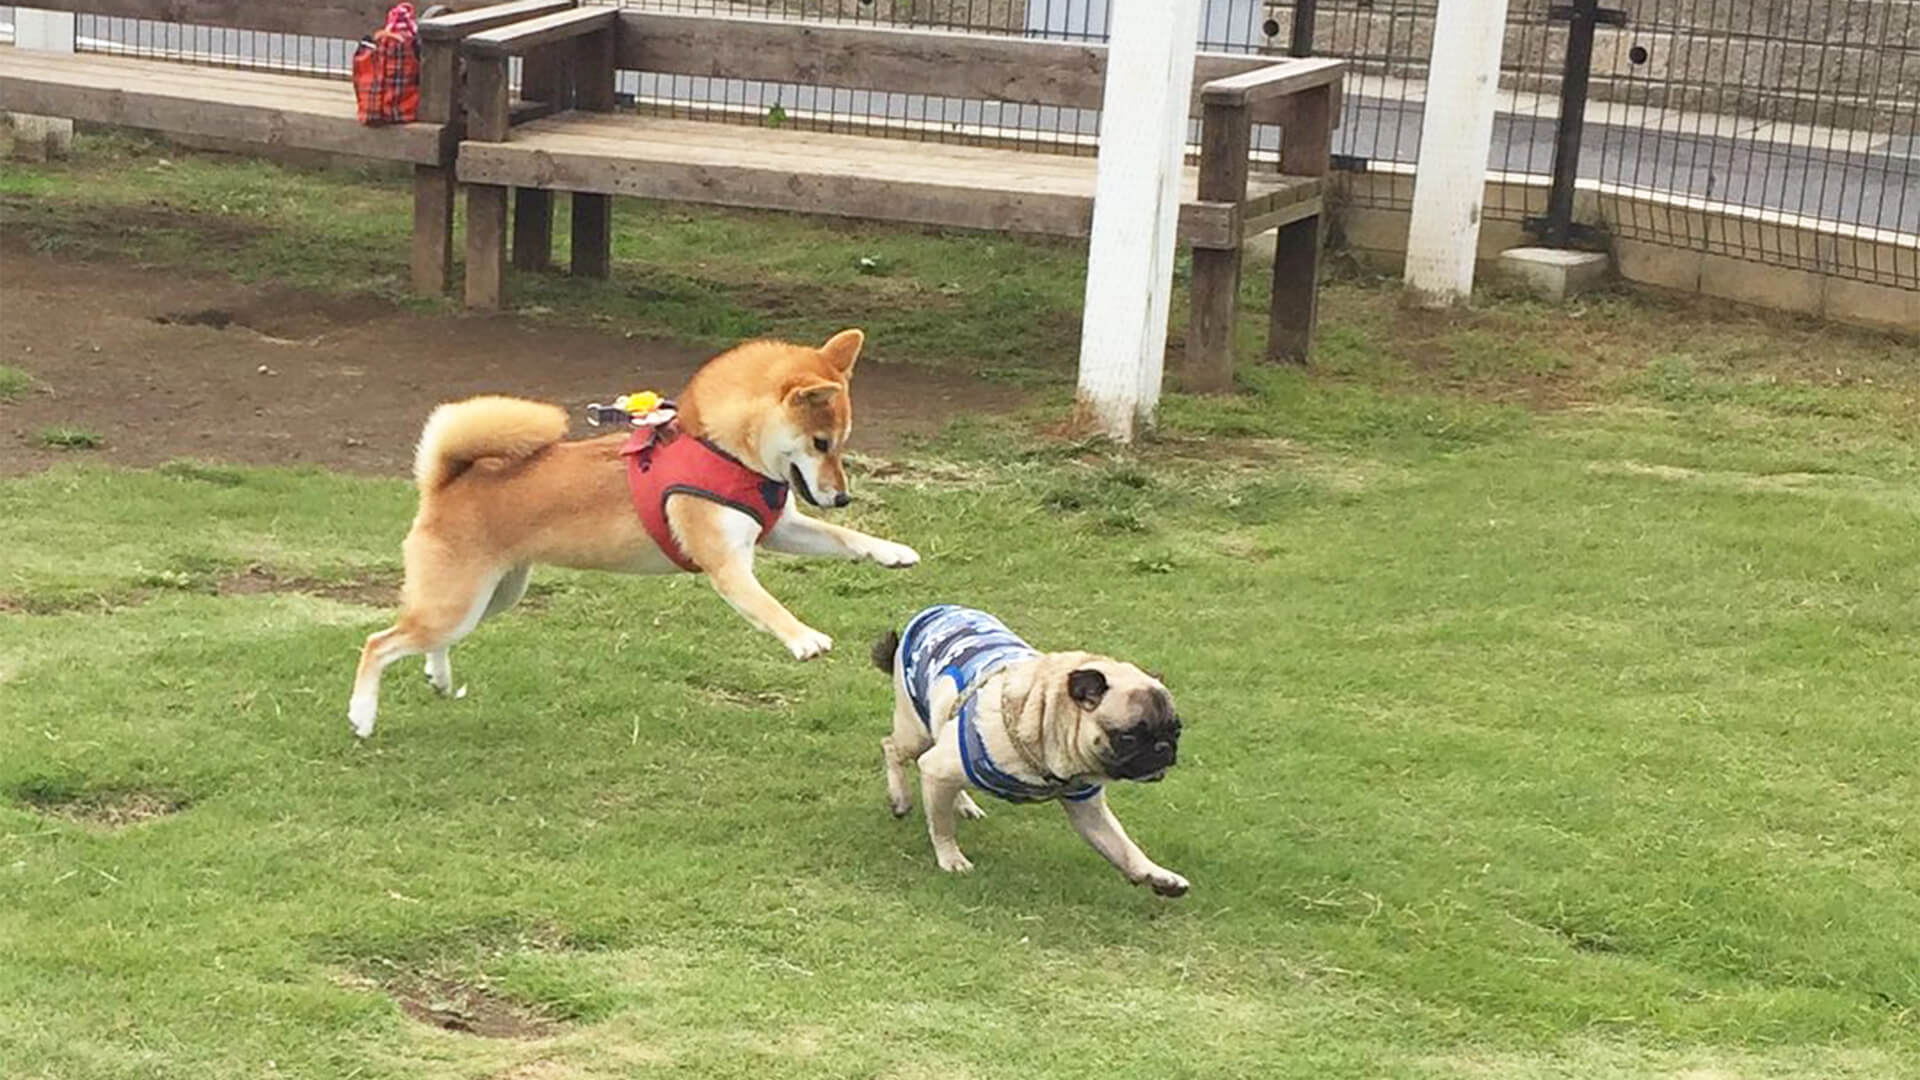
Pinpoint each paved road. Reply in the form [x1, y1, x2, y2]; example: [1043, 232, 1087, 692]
[7, 10, 1916, 234]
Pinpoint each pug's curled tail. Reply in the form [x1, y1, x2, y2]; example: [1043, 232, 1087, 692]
[870, 630, 900, 674]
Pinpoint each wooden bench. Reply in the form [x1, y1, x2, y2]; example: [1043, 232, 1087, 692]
[0, 0, 571, 296]
[452, 8, 1345, 388]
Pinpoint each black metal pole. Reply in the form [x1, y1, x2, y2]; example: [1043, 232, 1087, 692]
[1289, 0, 1318, 57]
[1546, 0, 1601, 247]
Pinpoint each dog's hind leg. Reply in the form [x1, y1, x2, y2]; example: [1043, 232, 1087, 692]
[349, 560, 503, 738]
[882, 636, 931, 819]
[422, 563, 530, 696]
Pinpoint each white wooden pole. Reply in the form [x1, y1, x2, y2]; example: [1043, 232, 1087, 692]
[10, 8, 77, 161]
[1403, 0, 1511, 306]
[1074, 0, 1206, 443]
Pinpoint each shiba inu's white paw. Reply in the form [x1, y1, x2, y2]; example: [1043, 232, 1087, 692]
[936, 848, 974, 873]
[1140, 868, 1190, 898]
[348, 699, 376, 739]
[787, 627, 833, 660]
[424, 651, 453, 695]
[867, 540, 919, 568]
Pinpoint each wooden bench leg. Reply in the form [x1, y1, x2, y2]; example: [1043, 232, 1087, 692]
[1185, 245, 1242, 393]
[512, 188, 553, 273]
[571, 193, 612, 279]
[465, 183, 509, 310]
[1267, 214, 1323, 364]
[410, 165, 456, 297]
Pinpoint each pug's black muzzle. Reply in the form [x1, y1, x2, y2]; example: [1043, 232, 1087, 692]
[1106, 743, 1177, 782]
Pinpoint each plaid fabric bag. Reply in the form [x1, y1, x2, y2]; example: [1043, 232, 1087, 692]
[352, 3, 421, 126]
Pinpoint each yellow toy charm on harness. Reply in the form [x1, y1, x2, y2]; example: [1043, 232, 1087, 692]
[585, 390, 677, 429]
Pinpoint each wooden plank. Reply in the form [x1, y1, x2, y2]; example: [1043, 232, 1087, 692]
[617, 11, 1305, 126]
[574, 26, 617, 112]
[519, 40, 567, 108]
[411, 164, 455, 295]
[460, 141, 1097, 238]
[465, 7, 614, 59]
[0, 52, 359, 101]
[1237, 195, 1321, 238]
[3, 0, 391, 40]
[1269, 84, 1334, 364]
[420, 0, 577, 42]
[464, 54, 511, 141]
[0, 65, 445, 162]
[471, 118, 1109, 191]
[456, 116, 1249, 244]
[1199, 57, 1345, 107]
[466, 183, 509, 309]
[418, 38, 458, 128]
[1186, 100, 1253, 394]
[513, 187, 553, 271]
[1195, 103, 1252, 225]
[571, 193, 611, 278]
[496, 131, 1100, 186]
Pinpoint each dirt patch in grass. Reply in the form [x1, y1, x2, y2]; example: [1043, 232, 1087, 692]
[18, 787, 188, 829]
[389, 975, 563, 1040]
[215, 564, 398, 607]
[0, 245, 1019, 476]
[2, 196, 269, 262]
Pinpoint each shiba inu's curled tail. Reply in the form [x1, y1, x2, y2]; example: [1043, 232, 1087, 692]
[871, 630, 901, 675]
[413, 396, 568, 493]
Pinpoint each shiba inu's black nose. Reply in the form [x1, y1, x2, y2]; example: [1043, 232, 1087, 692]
[831, 492, 851, 508]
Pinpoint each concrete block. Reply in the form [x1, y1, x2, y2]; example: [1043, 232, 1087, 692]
[1494, 247, 1612, 301]
[1698, 252, 1823, 316]
[1615, 238, 1703, 292]
[1825, 277, 1920, 334]
[6, 115, 72, 162]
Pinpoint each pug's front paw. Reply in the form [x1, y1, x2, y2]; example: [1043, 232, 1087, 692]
[1141, 868, 1189, 898]
[935, 849, 974, 874]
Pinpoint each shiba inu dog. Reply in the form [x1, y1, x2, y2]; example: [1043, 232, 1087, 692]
[347, 329, 918, 738]
[872, 605, 1189, 896]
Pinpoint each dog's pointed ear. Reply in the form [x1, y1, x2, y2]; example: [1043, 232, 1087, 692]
[786, 380, 842, 409]
[820, 328, 864, 377]
[1067, 668, 1109, 709]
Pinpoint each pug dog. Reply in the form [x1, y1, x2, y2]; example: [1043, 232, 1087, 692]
[871, 604, 1188, 896]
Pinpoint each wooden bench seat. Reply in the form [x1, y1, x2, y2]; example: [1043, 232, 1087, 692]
[454, 6, 1345, 388]
[457, 113, 1324, 247]
[0, 0, 575, 295]
[0, 51, 449, 165]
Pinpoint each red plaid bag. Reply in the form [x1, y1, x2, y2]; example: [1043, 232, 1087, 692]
[352, 3, 421, 126]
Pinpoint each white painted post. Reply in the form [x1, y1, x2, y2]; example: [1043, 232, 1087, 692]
[1074, 0, 1206, 443]
[1402, 0, 1511, 306]
[10, 8, 78, 161]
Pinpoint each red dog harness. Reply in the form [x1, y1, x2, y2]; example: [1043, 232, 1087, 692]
[622, 422, 789, 571]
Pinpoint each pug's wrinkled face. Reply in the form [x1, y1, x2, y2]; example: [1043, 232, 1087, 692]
[1066, 664, 1182, 782]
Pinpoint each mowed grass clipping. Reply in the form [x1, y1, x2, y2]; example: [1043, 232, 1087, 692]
[4, 130, 1920, 1079]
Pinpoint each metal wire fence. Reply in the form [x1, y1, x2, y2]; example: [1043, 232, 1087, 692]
[1594, 0, 1919, 288]
[17, 0, 1920, 289]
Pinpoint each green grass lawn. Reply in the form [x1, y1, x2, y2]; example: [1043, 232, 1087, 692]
[4, 133, 1920, 1079]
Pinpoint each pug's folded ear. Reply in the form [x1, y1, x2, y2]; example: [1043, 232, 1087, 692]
[1146, 670, 1167, 686]
[1067, 668, 1109, 709]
